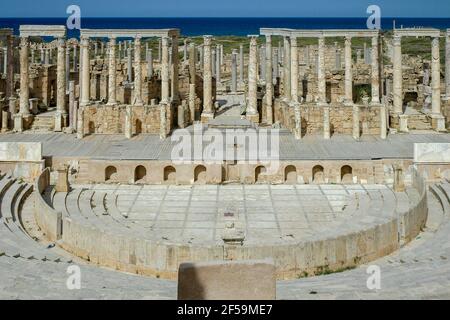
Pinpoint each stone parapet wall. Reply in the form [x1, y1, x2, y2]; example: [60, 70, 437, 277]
[33, 168, 62, 242]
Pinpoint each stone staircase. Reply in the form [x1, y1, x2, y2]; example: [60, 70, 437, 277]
[29, 114, 54, 132]
[407, 113, 433, 131]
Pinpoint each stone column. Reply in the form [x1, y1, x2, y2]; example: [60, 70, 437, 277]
[125, 106, 132, 139]
[40, 47, 44, 64]
[323, 106, 330, 139]
[183, 39, 188, 62]
[216, 44, 221, 84]
[260, 45, 266, 81]
[283, 36, 291, 101]
[273, 49, 279, 79]
[73, 44, 78, 72]
[352, 105, 360, 140]
[161, 37, 170, 104]
[19, 36, 30, 115]
[231, 49, 238, 93]
[55, 37, 67, 131]
[304, 45, 310, 67]
[31, 48, 35, 64]
[68, 81, 75, 130]
[371, 35, 380, 104]
[77, 107, 84, 139]
[431, 37, 441, 115]
[344, 36, 353, 105]
[318, 36, 327, 105]
[107, 37, 117, 105]
[65, 46, 70, 88]
[446, 33, 450, 99]
[266, 36, 274, 125]
[239, 44, 244, 83]
[189, 44, 196, 85]
[335, 48, 341, 70]
[201, 36, 214, 121]
[94, 42, 98, 57]
[158, 38, 162, 62]
[3, 47, 7, 75]
[290, 36, 299, 103]
[147, 48, 153, 78]
[294, 103, 301, 139]
[160, 104, 167, 139]
[393, 35, 403, 114]
[80, 37, 90, 106]
[189, 83, 196, 122]
[171, 35, 180, 103]
[393, 164, 405, 192]
[127, 47, 132, 82]
[211, 49, 216, 77]
[133, 37, 143, 106]
[247, 35, 259, 123]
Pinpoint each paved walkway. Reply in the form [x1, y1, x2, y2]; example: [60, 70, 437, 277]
[0, 131, 449, 161]
[73, 183, 386, 245]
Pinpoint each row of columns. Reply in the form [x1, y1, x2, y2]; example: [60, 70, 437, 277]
[80, 35, 178, 108]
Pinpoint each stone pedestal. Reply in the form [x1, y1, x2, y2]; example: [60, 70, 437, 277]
[125, 106, 132, 139]
[76, 108, 84, 139]
[352, 105, 360, 140]
[55, 167, 70, 193]
[399, 114, 409, 133]
[294, 102, 301, 140]
[323, 106, 330, 139]
[393, 164, 405, 192]
[380, 104, 387, 139]
[431, 114, 446, 132]
[1, 111, 8, 132]
[54, 112, 63, 132]
[160, 104, 167, 139]
[13, 114, 23, 133]
[29, 98, 39, 115]
[178, 101, 187, 129]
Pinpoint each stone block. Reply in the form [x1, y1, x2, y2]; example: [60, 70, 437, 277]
[177, 259, 276, 300]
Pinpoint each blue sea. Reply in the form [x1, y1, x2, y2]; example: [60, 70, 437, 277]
[1, 17, 450, 37]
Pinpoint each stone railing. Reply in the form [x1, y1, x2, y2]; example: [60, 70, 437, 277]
[34, 168, 62, 241]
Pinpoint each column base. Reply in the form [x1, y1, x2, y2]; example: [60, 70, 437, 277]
[399, 114, 409, 133]
[54, 112, 67, 132]
[430, 114, 447, 132]
[201, 112, 215, 124]
[246, 113, 260, 124]
[13, 114, 23, 133]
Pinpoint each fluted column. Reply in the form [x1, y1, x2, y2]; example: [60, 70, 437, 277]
[446, 33, 450, 99]
[133, 36, 143, 105]
[247, 35, 259, 122]
[239, 44, 244, 83]
[19, 36, 30, 115]
[56, 37, 67, 115]
[431, 37, 441, 115]
[317, 36, 327, 105]
[161, 37, 170, 104]
[231, 49, 238, 93]
[80, 37, 90, 106]
[393, 34, 403, 114]
[344, 36, 353, 105]
[201, 35, 214, 120]
[370, 35, 380, 104]
[290, 36, 299, 103]
[283, 36, 291, 101]
[189, 44, 196, 85]
[171, 35, 179, 103]
[107, 37, 117, 105]
[266, 35, 273, 124]
[147, 48, 153, 78]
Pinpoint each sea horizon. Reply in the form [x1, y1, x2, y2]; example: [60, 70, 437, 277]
[1, 17, 450, 37]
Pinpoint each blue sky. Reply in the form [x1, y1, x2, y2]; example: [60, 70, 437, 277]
[1, 0, 449, 18]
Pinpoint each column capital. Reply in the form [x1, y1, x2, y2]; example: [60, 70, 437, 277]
[80, 37, 90, 47]
[290, 36, 298, 47]
[345, 35, 352, 43]
[109, 36, 117, 43]
[248, 35, 258, 45]
[57, 37, 66, 47]
[134, 36, 142, 45]
[265, 34, 272, 43]
[203, 35, 213, 45]
[393, 34, 402, 45]
[20, 36, 29, 47]
[432, 37, 440, 47]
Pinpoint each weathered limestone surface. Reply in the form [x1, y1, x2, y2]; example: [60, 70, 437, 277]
[177, 260, 276, 300]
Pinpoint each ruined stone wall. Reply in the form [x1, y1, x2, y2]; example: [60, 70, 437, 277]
[274, 100, 382, 135]
[29, 65, 57, 107]
[82, 103, 162, 135]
